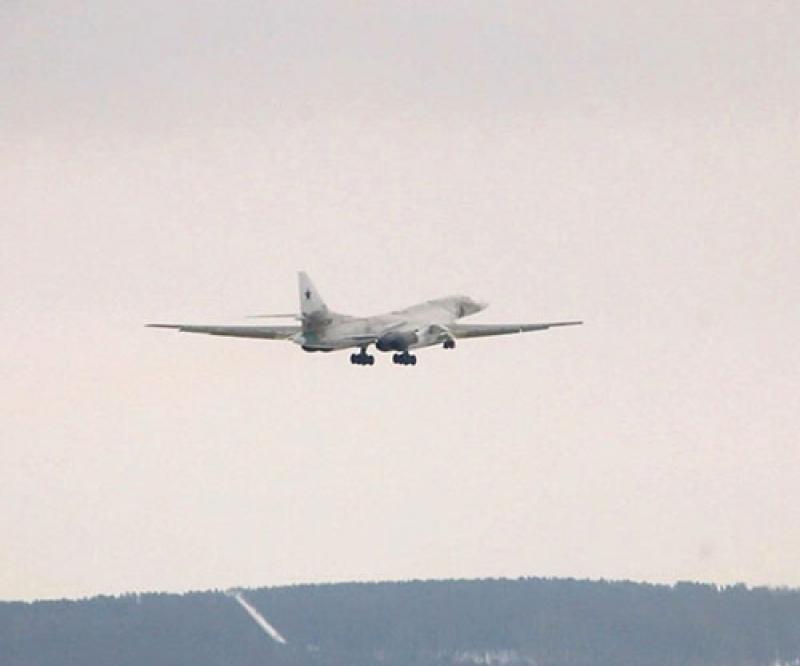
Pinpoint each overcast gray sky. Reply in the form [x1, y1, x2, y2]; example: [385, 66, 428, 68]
[2, 1, 798, 601]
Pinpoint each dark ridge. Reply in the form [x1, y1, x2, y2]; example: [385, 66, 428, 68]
[2, 577, 799, 666]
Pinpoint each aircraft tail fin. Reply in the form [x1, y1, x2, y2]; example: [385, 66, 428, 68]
[298, 272, 329, 320]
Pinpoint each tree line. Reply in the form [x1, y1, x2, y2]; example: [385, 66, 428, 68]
[1, 578, 799, 666]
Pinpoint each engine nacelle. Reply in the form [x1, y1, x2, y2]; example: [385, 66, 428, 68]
[376, 330, 419, 352]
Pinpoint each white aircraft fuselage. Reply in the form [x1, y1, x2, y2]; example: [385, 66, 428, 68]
[297, 296, 485, 353]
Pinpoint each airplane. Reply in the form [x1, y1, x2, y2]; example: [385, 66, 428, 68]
[148, 272, 582, 366]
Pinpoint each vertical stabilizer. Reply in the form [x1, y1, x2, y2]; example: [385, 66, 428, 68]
[298, 272, 329, 320]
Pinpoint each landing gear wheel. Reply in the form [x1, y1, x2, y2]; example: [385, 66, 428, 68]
[351, 351, 375, 366]
[392, 352, 417, 366]
[443, 339, 456, 350]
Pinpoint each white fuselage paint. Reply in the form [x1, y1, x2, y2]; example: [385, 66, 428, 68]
[295, 295, 486, 352]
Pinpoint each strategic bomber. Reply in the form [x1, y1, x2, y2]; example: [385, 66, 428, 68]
[148, 272, 582, 366]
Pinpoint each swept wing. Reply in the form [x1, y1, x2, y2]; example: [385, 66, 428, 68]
[146, 324, 300, 339]
[449, 320, 582, 339]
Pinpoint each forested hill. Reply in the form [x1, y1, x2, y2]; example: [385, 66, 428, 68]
[2, 578, 800, 666]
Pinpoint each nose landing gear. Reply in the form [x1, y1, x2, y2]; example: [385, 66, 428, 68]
[392, 352, 417, 366]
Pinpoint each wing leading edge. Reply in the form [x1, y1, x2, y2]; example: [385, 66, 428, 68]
[448, 320, 583, 339]
[146, 324, 300, 339]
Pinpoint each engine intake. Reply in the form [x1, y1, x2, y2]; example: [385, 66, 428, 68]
[376, 330, 418, 352]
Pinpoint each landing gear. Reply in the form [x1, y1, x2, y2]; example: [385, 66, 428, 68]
[443, 339, 456, 350]
[392, 352, 417, 366]
[350, 351, 375, 366]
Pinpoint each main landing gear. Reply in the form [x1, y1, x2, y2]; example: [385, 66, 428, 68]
[392, 352, 417, 366]
[443, 339, 456, 349]
[350, 350, 375, 366]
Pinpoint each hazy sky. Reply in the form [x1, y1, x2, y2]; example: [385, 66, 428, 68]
[2, 1, 798, 601]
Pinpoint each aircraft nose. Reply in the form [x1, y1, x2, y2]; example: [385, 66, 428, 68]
[476, 301, 489, 311]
